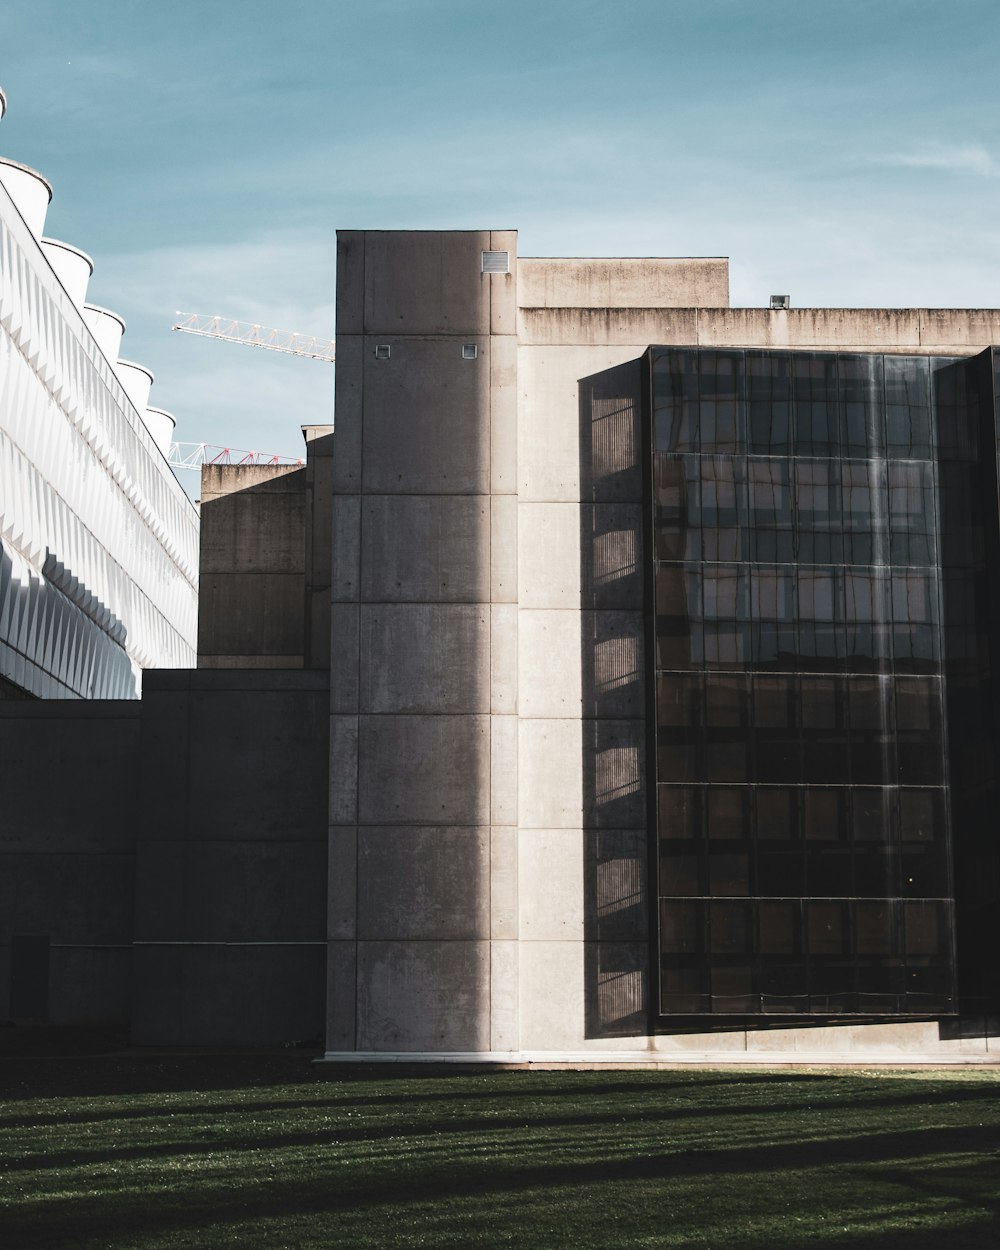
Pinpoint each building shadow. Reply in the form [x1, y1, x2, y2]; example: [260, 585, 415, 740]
[578, 359, 649, 1038]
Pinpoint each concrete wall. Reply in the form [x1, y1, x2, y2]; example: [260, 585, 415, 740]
[518, 305, 1000, 354]
[518, 258, 729, 310]
[132, 669, 329, 1046]
[328, 230, 518, 1055]
[0, 702, 139, 1024]
[198, 463, 306, 669]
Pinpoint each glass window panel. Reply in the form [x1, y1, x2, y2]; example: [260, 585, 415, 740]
[711, 961, 755, 1010]
[884, 356, 932, 459]
[904, 901, 944, 956]
[803, 789, 844, 840]
[800, 678, 841, 729]
[700, 456, 747, 560]
[851, 790, 892, 842]
[899, 789, 943, 843]
[839, 354, 883, 458]
[698, 351, 745, 453]
[756, 789, 796, 839]
[747, 352, 793, 454]
[757, 849, 805, 895]
[707, 788, 749, 838]
[749, 460, 792, 527]
[759, 901, 800, 954]
[657, 674, 701, 727]
[660, 900, 704, 952]
[658, 786, 702, 839]
[793, 354, 840, 456]
[753, 675, 795, 727]
[806, 846, 853, 895]
[808, 902, 849, 955]
[710, 901, 751, 954]
[660, 852, 702, 897]
[709, 852, 750, 896]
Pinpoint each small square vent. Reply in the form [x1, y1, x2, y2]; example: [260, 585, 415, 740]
[462, 343, 478, 360]
[374, 343, 391, 359]
[482, 250, 510, 274]
[769, 294, 790, 310]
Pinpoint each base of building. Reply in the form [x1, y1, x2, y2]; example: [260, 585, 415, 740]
[319, 1049, 1000, 1068]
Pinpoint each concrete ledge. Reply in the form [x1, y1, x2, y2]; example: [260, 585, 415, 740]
[319, 1050, 1000, 1068]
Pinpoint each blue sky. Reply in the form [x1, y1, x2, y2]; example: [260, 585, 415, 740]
[1, 0, 999, 478]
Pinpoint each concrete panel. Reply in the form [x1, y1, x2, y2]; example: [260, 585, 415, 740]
[583, 718, 647, 829]
[326, 939, 357, 1050]
[519, 610, 583, 718]
[331, 336, 363, 491]
[132, 943, 325, 1047]
[336, 231, 365, 336]
[361, 495, 490, 603]
[0, 853, 134, 944]
[357, 826, 490, 940]
[182, 686, 330, 841]
[197, 572, 304, 659]
[579, 358, 644, 503]
[518, 939, 584, 1051]
[199, 474, 305, 574]
[331, 494, 361, 602]
[358, 714, 490, 825]
[490, 330, 518, 492]
[491, 714, 518, 826]
[329, 716, 359, 824]
[585, 829, 648, 942]
[490, 938, 519, 1052]
[697, 307, 925, 351]
[517, 308, 698, 348]
[489, 230, 518, 335]
[356, 939, 491, 1051]
[362, 230, 491, 335]
[327, 826, 357, 939]
[583, 610, 645, 719]
[491, 825, 518, 939]
[490, 494, 518, 603]
[329, 604, 359, 712]
[518, 718, 583, 830]
[361, 337, 491, 495]
[517, 257, 729, 310]
[359, 604, 489, 714]
[48, 947, 131, 1025]
[586, 503, 644, 610]
[134, 840, 326, 943]
[919, 308, 1000, 350]
[490, 604, 518, 714]
[0, 705, 140, 852]
[518, 829, 584, 941]
[587, 941, 648, 1039]
[653, 1028, 749, 1053]
[518, 503, 581, 608]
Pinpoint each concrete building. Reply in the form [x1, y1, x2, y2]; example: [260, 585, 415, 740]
[0, 88, 198, 698]
[3, 226, 1000, 1064]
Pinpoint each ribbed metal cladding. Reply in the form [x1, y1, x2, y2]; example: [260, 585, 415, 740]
[481, 250, 510, 274]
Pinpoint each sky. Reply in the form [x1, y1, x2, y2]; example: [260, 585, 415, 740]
[1, 0, 999, 485]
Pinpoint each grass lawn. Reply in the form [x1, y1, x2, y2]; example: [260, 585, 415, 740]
[1, 1052, 999, 1248]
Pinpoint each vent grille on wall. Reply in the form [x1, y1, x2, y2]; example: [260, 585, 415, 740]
[374, 344, 391, 359]
[482, 250, 510, 274]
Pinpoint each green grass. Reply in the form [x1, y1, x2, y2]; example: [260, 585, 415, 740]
[1, 1055, 999, 1248]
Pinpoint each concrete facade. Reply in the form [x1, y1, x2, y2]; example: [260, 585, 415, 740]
[5, 229, 1000, 1062]
[323, 231, 1000, 1064]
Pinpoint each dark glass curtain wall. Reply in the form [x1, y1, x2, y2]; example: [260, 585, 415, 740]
[644, 346, 990, 1019]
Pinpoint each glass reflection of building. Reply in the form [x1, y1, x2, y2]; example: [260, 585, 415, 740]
[646, 346, 1000, 1020]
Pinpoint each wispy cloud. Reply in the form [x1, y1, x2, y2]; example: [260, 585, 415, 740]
[877, 144, 997, 176]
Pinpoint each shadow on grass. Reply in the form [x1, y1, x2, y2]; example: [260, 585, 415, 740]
[4, 1080, 1000, 1158]
[3, 1122, 1000, 1250]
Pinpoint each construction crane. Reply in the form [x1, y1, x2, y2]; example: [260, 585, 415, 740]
[167, 443, 305, 473]
[172, 313, 336, 362]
